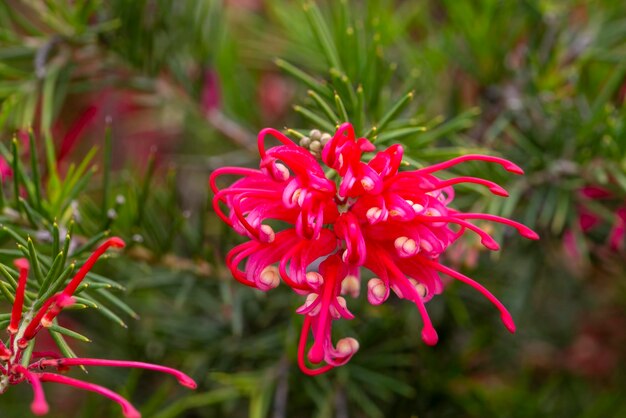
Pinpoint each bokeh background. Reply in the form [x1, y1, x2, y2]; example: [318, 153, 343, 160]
[1, 0, 625, 417]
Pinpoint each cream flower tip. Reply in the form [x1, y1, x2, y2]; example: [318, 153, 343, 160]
[420, 240, 433, 252]
[366, 207, 382, 223]
[367, 278, 387, 300]
[360, 177, 375, 191]
[394, 236, 418, 256]
[305, 271, 324, 287]
[412, 203, 425, 212]
[337, 338, 359, 355]
[424, 208, 441, 217]
[304, 293, 318, 306]
[415, 283, 427, 298]
[394, 236, 408, 250]
[259, 266, 280, 289]
[259, 225, 275, 243]
[289, 188, 302, 204]
[336, 296, 348, 309]
[273, 163, 290, 181]
[296, 293, 320, 315]
[341, 275, 360, 297]
[409, 278, 428, 298]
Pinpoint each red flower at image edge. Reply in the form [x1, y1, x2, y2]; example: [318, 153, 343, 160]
[0, 240, 196, 418]
[211, 123, 539, 375]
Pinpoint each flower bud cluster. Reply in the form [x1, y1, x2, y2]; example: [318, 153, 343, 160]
[298, 129, 332, 157]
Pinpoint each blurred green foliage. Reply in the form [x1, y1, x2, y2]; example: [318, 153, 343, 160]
[1, 0, 625, 417]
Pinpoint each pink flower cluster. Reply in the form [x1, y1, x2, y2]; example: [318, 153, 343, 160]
[0, 239, 196, 417]
[578, 186, 626, 251]
[563, 186, 626, 262]
[211, 123, 538, 375]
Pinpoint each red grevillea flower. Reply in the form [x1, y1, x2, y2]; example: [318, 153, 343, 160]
[0, 240, 196, 417]
[211, 123, 539, 375]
